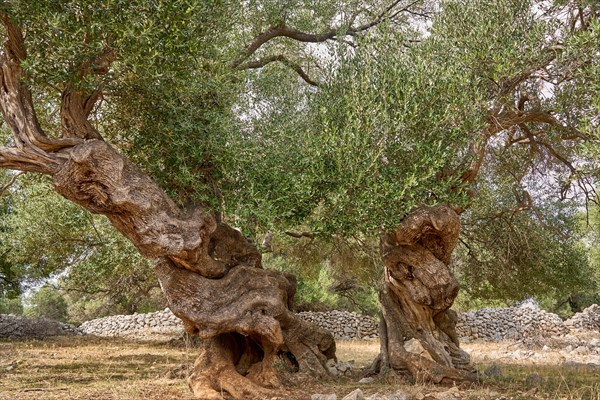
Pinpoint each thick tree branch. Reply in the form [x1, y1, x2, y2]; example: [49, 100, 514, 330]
[0, 15, 83, 158]
[0, 146, 60, 173]
[60, 47, 115, 140]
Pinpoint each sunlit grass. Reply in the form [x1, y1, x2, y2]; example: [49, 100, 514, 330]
[0, 337, 598, 399]
[0, 336, 196, 400]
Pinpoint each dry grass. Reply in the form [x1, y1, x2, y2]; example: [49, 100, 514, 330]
[0, 336, 197, 400]
[335, 339, 380, 367]
[0, 337, 599, 400]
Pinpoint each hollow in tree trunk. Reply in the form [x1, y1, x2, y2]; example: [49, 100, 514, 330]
[0, 18, 336, 397]
[53, 141, 337, 399]
[369, 205, 476, 384]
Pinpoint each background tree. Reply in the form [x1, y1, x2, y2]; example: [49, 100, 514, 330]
[0, 174, 164, 322]
[25, 284, 68, 322]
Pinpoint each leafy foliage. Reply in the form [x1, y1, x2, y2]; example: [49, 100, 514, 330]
[25, 284, 68, 322]
[263, 234, 381, 314]
[0, 0, 597, 314]
[0, 175, 162, 321]
[457, 199, 592, 306]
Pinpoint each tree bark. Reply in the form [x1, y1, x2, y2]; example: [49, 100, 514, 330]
[0, 15, 335, 398]
[51, 140, 337, 398]
[370, 205, 476, 384]
[47, 137, 334, 399]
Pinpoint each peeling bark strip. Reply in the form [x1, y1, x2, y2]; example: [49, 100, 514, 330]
[371, 205, 476, 383]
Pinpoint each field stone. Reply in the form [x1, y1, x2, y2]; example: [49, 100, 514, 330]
[364, 394, 386, 400]
[342, 389, 364, 400]
[432, 387, 460, 400]
[336, 361, 354, 373]
[312, 394, 337, 400]
[483, 364, 502, 378]
[387, 390, 411, 400]
[525, 373, 545, 386]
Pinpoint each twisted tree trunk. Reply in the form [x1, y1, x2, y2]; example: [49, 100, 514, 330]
[0, 16, 335, 399]
[369, 205, 476, 384]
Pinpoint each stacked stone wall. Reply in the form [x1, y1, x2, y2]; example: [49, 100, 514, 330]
[565, 304, 600, 331]
[5, 303, 600, 342]
[0, 314, 82, 339]
[79, 308, 184, 338]
[77, 305, 600, 341]
[456, 304, 568, 341]
[296, 310, 379, 339]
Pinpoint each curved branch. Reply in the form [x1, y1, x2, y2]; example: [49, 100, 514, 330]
[240, 55, 320, 86]
[0, 15, 83, 156]
[60, 47, 114, 140]
[0, 147, 60, 174]
[231, 0, 425, 68]
[498, 46, 562, 97]
[284, 230, 314, 239]
[0, 170, 23, 195]
[60, 88, 104, 140]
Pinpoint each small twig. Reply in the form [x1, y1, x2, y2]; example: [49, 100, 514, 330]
[0, 171, 23, 195]
[21, 387, 69, 392]
[284, 231, 314, 239]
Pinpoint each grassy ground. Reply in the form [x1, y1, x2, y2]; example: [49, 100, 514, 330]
[0, 336, 196, 400]
[1, 337, 599, 400]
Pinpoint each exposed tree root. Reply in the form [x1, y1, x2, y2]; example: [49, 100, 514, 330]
[154, 250, 335, 399]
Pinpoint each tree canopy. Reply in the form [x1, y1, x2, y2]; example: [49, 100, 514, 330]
[0, 0, 598, 316]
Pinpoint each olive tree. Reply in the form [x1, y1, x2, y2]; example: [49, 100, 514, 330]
[222, 0, 599, 383]
[0, 0, 432, 397]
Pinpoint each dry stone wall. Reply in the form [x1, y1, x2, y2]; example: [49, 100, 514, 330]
[20, 303, 599, 342]
[296, 310, 379, 339]
[79, 308, 184, 338]
[565, 304, 600, 331]
[456, 304, 568, 341]
[78, 309, 380, 340]
[0, 314, 82, 339]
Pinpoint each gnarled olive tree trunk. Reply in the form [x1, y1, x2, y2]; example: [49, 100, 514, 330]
[0, 18, 335, 400]
[53, 141, 337, 399]
[369, 205, 476, 384]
